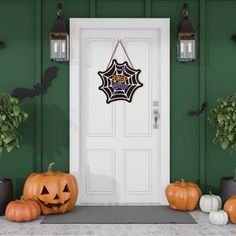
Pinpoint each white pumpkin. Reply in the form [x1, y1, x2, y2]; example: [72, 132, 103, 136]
[199, 191, 222, 213]
[209, 210, 228, 225]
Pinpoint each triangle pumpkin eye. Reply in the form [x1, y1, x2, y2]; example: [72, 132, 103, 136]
[41, 186, 49, 195]
[63, 184, 69, 192]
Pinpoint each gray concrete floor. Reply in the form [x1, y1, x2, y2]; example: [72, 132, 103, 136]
[0, 210, 236, 236]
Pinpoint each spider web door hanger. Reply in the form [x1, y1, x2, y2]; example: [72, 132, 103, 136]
[98, 39, 143, 104]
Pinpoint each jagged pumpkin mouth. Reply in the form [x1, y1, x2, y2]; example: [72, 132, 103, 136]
[37, 198, 70, 208]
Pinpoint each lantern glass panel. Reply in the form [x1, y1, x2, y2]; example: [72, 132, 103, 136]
[177, 33, 196, 62]
[50, 33, 69, 62]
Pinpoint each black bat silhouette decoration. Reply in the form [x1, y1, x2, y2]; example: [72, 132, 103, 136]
[11, 67, 58, 99]
[188, 102, 208, 116]
[231, 34, 236, 42]
[0, 41, 6, 49]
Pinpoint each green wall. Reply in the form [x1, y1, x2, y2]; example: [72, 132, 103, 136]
[0, 0, 235, 199]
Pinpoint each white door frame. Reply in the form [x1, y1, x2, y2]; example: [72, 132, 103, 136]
[69, 18, 170, 205]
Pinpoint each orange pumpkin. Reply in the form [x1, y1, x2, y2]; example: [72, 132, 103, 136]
[165, 179, 202, 211]
[224, 196, 236, 223]
[23, 162, 78, 215]
[5, 198, 41, 222]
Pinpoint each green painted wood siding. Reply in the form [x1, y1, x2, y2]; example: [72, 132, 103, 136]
[0, 0, 235, 198]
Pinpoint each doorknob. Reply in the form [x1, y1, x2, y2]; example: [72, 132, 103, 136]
[153, 109, 160, 129]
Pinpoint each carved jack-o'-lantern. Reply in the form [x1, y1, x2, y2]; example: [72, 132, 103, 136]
[23, 163, 78, 215]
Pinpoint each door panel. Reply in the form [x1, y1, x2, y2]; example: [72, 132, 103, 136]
[124, 40, 152, 136]
[86, 150, 115, 194]
[124, 150, 151, 193]
[86, 40, 115, 137]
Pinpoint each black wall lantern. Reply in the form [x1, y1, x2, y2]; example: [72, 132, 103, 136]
[177, 3, 196, 62]
[50, 3, 69, 62]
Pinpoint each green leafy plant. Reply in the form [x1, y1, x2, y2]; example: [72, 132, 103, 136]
[208, 93, 236, 150]
[0, 93, 28, 155]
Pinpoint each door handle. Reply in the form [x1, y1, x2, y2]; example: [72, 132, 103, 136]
[153, 109, 160, 129]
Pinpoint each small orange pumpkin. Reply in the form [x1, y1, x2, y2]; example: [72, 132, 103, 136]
[5, 198, 41, 222]
[23, 162, 78, 215]
[165, 179, 202, 211]
[224, 196, 236, 223]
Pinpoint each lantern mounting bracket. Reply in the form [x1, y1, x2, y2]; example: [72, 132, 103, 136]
[51, 3, 67, 33]
[56, 3, 63, 20]
[182, 3, 189, 20]
[179, 3, 195, 33]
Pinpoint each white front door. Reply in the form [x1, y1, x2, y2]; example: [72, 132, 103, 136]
[70, 19, 170, 205]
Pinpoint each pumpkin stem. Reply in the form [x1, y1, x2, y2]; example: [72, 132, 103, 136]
[47, 162, 55, 173]
[180, 178, 186, 185]
[209, 191, 212, 195]
[20, 195, 24, 200]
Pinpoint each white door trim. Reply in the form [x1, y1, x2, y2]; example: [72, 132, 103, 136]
[70, 18, 170, 205]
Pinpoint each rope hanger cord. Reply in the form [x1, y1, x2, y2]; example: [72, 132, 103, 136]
[106, 39, 134, 69]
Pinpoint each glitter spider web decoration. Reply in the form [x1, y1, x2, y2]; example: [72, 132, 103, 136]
[98, 59, 143, 104]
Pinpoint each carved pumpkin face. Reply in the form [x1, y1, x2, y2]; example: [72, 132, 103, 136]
[36, 176, 73, 214]
[23, 163, 78, 215]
